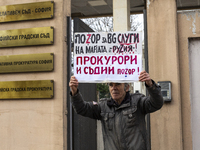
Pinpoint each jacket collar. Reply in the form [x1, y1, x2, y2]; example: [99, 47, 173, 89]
[107, 91, 131, 109]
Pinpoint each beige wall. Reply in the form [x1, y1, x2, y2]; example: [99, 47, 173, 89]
[0, 0, 70, 150]
[147, 0, 183, 149]
[147, 1, 200, 149]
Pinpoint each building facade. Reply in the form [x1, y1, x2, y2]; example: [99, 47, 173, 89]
[0, 0, 199, 150]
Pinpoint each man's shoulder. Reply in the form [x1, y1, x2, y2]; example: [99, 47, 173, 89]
[99, 98, 111, 107]
[129, 93, 145, 103]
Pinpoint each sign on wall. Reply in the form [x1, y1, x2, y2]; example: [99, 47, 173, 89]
[0, 80, 54, 99]
[0, 26, 54, 48]
[0, 53, 54, 73]
[74, 31, 143, 83]
[0, 1, 54, 23]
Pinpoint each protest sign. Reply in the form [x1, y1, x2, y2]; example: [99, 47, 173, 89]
[74, 31, 142, 83]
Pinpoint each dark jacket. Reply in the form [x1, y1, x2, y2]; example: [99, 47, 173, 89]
[71, 81, 163, 150]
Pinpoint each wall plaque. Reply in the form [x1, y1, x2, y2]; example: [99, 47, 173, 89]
[0, 80, 54, 99]
[0, 26, 54, 47]
[0, 53, 54, 73]
[0, 1, 54, 23]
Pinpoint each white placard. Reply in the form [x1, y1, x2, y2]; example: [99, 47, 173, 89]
[74, 31, 143, 83]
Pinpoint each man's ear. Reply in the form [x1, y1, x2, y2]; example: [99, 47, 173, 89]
[125, 84, 129, 92]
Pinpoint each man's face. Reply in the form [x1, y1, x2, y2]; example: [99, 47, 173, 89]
[109, 83, 129, 104]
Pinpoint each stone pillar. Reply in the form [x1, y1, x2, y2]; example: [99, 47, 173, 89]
[113, 0, 130, 31]
[113, 0, 140, 94]
[147, 0, 183, 150]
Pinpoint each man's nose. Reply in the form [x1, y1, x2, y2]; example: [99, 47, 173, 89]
[112, 84, 117, 89]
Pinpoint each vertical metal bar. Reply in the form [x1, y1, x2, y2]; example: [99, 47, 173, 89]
[67, 16, 73, 150]
[143, 8, 151, 150]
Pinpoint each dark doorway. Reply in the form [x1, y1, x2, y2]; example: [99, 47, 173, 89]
[67, 17, 97, 150]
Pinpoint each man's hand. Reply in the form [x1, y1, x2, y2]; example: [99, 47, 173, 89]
[69, 76, 79, 96]
[139, 71, 153, 87]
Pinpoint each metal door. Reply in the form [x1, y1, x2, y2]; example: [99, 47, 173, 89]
[67, 17, 97, 150]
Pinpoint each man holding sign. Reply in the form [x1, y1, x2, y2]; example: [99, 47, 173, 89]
[69, 70, 163, 150]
